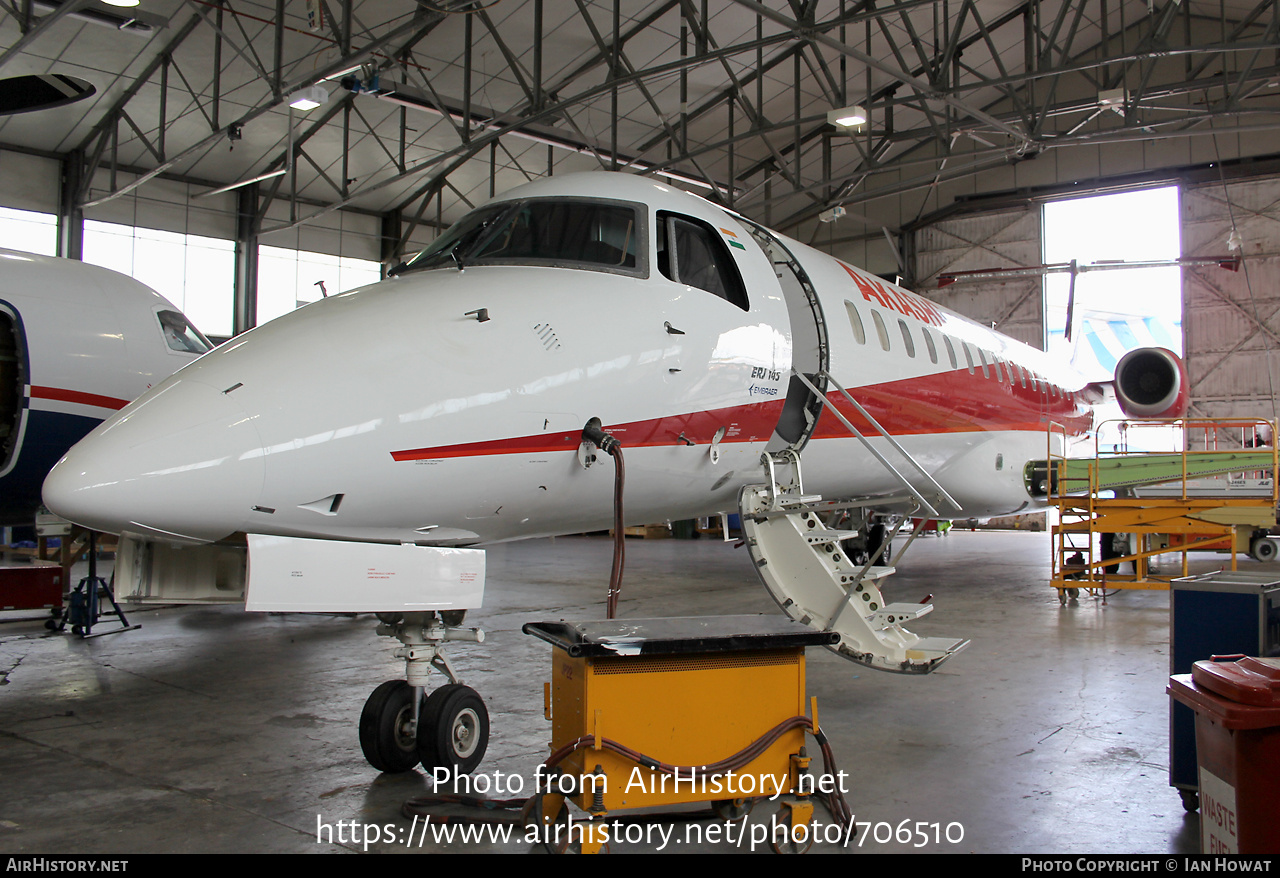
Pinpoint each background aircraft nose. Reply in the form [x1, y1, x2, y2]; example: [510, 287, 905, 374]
[43, 378, 266, 542]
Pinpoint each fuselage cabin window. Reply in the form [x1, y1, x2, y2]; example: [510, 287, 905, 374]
[871, 309, 891, 352]
[921, 327, 938, 364]
[944, 335, 959, 370]
[977, 349, 991, 379]
[845, 300, 867, 345]
[656, 212, 749, 310]
[963, 342, 975, 375]
[899, 319, 916, 357]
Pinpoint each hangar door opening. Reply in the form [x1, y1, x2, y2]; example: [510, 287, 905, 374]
[1043, 186, 1183, 449]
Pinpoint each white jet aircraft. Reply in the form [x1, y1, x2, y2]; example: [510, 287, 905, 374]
[0, 249, 211, 527]
[42, 173, 1187, 774]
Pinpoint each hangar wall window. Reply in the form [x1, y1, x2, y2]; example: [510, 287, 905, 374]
[656, 212, 749, 310]
[0, 206, 56, 256]
[257, 246, 382, 325]
[83, 220, 234, 337]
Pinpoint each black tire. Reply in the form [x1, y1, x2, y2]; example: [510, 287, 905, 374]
[867, 523, 891, 565]
[359, 680, 422, 773]
[418, 683, 489, 775]
[1179, 788, 1199, 813]
[1251, 536, 1278, 562]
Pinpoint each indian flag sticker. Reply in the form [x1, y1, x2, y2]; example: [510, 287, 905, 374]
[720, 228, 746, 250]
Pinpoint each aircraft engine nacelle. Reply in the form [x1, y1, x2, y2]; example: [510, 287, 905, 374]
[1113, 347, 1189, 419]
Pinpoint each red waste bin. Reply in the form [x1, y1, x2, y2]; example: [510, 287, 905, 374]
[1167, 656, 1280, 854]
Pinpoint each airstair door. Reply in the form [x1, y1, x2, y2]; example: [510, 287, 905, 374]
[738, 220, 829, 454]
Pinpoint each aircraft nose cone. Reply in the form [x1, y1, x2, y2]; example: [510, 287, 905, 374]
[43, 378, 266, 542]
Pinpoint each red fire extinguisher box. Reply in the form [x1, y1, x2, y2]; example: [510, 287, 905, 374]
[1168, 656, 1280, 855]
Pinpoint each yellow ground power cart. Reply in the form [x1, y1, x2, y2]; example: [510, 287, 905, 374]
[522, 615, 841, 853]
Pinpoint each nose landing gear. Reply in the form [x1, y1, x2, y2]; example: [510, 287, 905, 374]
[359, 611, 490, 774]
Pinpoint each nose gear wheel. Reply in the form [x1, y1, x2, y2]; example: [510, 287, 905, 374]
[417, 683, 490, 774]
[359, 680, 424, 773]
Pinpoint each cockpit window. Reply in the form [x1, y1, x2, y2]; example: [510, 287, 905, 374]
[158, 310, 212, 354]
[655, 212, 749, 310]
[470, 202, 638, 268]
[393, 199, 644, 276]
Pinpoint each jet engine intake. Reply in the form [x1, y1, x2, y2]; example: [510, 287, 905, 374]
[1113, 347, 1188, 419]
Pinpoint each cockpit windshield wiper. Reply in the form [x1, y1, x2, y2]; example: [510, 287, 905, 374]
[456, 205, 517, 270]
[389, 202, 517, 276]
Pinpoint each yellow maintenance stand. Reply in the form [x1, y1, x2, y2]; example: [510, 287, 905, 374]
[1041, 419, 1279, 601]
[522, 615, 845, 854]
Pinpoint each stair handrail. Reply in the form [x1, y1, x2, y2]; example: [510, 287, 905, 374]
[792, 369, 962, 519]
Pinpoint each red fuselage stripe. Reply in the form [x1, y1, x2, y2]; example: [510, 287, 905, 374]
[389, 370, 1093, 462]
[30, 386, 130, 411]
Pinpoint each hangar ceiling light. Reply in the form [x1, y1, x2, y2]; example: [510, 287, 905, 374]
[827, 106, 867, 128]
[288, 85, 330, 112]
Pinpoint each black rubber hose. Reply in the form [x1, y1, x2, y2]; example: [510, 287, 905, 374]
[606, 444, 625, 619]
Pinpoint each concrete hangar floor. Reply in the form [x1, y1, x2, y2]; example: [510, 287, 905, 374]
[0, 529, 1217, 854]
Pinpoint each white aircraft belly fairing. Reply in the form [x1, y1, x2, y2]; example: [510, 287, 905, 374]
[41, 172, 1186, 773]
